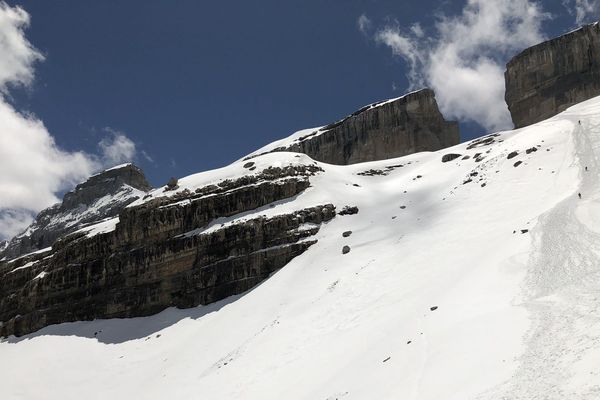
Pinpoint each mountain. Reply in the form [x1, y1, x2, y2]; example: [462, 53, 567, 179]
[0, 163, 152, 260]
[0, 90, 457, 338]
[506, 21, 600, 128]
[2, 94, 600, 398]
[246, 88, 459, 164]
[3, 26, 600, 400]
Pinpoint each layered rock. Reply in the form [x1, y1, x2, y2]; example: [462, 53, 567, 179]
[0, 164, 152, 261]
[506, 22, 600, 128]
[248, 89, 460, 164]
[0, 164, 335, 337]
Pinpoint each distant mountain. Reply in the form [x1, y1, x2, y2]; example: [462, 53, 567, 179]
[0, 163, 151, 260]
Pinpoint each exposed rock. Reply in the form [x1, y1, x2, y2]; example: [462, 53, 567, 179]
[506, 22, 600, 128]
[249, 89, 459, 165]
[526, 147, 538, 154]
[507, 151, 519, 159]
[0, 165, 336, 337]
[342, 231, 352, 237]
[442, 153, 462, 163]
[243, 162, 255, 169]
[342, 245, 351, 254]
[339, 206, 359, 216]
[430, 306, 438, 311]
[0, 164, 151, 261]
[165, 177, 179, 191]
[514, 161, 523, 167]
[466, 134, 498, 150]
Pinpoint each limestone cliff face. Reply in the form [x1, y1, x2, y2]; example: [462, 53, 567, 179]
[0, 90, 458, 337]
[0, 164, 152, 261]
[249, 89, 460, 164]
[0, 165, 335, 337]
[505, 22, 600, 128]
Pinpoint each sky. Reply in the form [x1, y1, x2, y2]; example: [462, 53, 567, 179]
[0, 0, 599, 240]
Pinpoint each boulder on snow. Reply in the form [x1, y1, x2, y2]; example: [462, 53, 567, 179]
[442, 153, 462, 163]
[342, 231, 352, 237]
[342, 245, 351, 254]
[339, 206, 359, 216]
[525, 147, 538, 154]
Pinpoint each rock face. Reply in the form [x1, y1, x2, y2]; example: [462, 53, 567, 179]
[0, 164, 152, 261]
[506, 22, 600, 128]
[0, 164, 335, 337]
[249, 89, 460, 164]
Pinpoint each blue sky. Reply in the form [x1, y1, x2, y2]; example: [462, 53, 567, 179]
[0, 0, 598, 239]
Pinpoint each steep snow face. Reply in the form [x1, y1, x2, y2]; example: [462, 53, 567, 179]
[2, 97, 600, 399]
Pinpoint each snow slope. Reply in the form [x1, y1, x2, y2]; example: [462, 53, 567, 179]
[2, 97, 600, 399]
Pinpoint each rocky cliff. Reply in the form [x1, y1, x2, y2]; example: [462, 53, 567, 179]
[0, 89, 460, 337]
[247, 89, 460, 164]
[0, 160, 335, 337]
[0, 164, 152, 261]
[505, 22, 600, 128]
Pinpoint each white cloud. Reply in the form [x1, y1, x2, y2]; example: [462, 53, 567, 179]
[99, 128, 137, 166]
[563, 0, 600, 25]
[0, 2, 138, 240]
[357, 14, 372, 35]
[369, 0, 550, 131]
[0, 2, 43, 92]
[0, 209, 35, 240]
[141, 150, 154, 163]
[410, 23, 424, 38]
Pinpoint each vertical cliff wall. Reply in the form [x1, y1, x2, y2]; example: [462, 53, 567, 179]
[505, 22, 600, 128]
[248, 89, 460, 164]
[0, 163, 335, 337]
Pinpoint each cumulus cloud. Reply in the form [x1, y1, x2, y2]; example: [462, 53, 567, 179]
[563, 0, 600, 25]
[367, 0, 550, 131]
[0, 2, 43, 92]
[98, 128, 137, 166]
[0, 2, 138, 240]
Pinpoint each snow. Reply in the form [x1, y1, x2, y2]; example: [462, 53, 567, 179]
[104, 163, 133, 172]
[5, 246, 52, 265]
[2, 96, 600, 399]
[33, 271, 48, 280]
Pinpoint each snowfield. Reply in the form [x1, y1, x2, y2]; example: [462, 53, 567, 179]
[2, 97, 600, 399]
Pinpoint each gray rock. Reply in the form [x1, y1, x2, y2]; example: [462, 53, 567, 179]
[442, 153, 462, 163]
[248, 89, 459, 165]
[506, 22, 600, 128]
[342, 231, 352, 237]
[339, 206, 359, 216]
[0, 165, 335, 337]
[0, 164, 152, 260]
[342, 245, 351, 254]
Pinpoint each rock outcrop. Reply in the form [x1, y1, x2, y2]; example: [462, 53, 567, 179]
[0, 164, 152, 261]
[249, 89, 460, 164]
[0, 164, 335, 337]
[506, 22, 600, 128]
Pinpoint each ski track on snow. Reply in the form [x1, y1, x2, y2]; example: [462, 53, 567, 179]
[480, 116, 600, 399]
